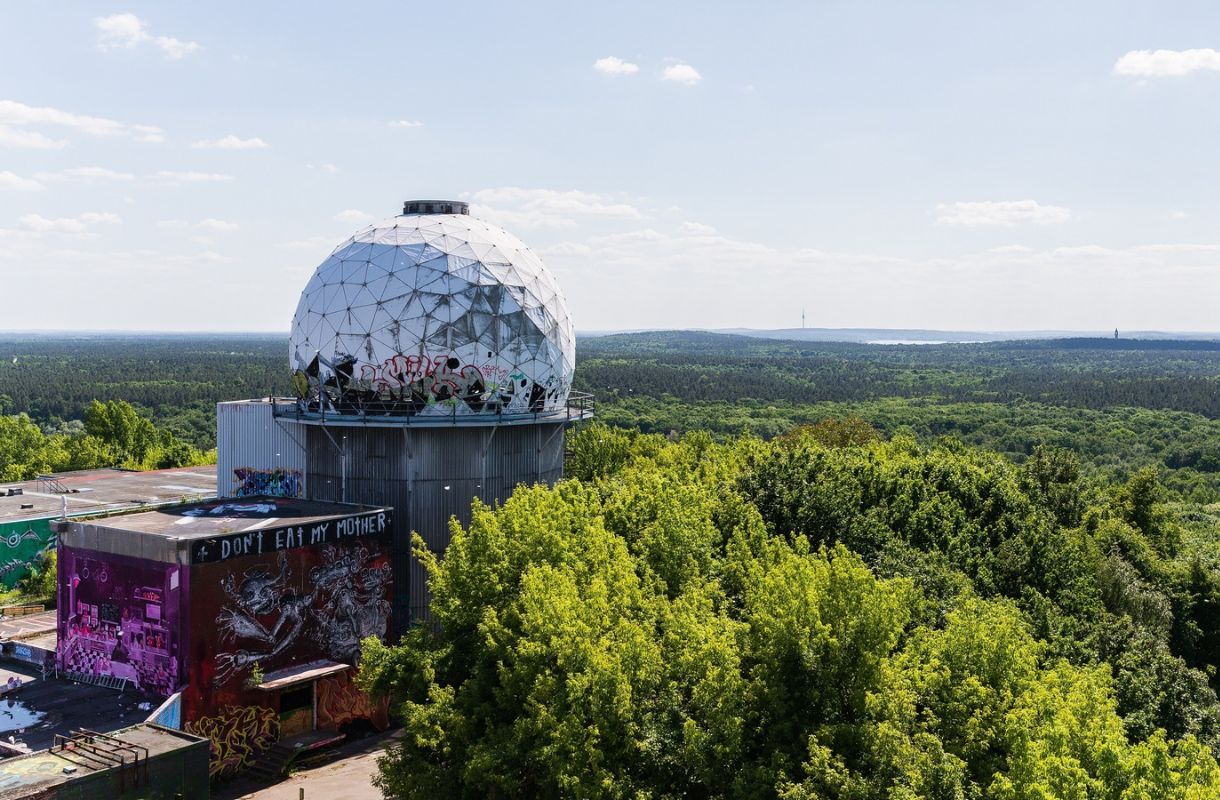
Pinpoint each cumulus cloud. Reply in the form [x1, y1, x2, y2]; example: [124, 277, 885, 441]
[307, 163, 339, 174]
[389, 120, 424, 128]
[594, 56, 639, 76]
[159, 218, 239, 233]
[0, 171, 44, 191]
[34, 167, 135, 183]
[536, 215, 1220, 331]
[1114, 48, 1220, 77]
[151, 170, 235, 183]
[335, 209, 376, 225]
[191, 135, 269, 150]
[16, 211, 121, 235]
[468, 187, 642, 230]
[277, 235, 339, 250]
[662, 63, 702, 85]
[94, 13, 201, 59]
[0, 100, 162, 145]
[0, 126, 67, 149]
[935, 200, 1072, 227]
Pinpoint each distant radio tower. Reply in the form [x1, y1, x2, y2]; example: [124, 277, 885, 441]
[802, 308, 806, 329]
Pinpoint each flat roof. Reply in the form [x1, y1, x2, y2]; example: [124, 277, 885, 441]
[0, 466, 217, 524]
[60, 496, 392, 565]
[0, 722, 207, 799]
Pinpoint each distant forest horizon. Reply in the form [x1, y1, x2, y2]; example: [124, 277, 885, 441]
[2, 327, 1219, 343]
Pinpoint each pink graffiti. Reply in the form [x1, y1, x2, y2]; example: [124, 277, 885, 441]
[359, 355, 508, 398]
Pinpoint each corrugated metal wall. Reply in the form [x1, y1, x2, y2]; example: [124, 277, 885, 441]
[304, 422, 565, 629]
[216, 401, 309, 498]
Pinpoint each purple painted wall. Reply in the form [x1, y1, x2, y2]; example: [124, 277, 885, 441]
[57, 547, 187, 697]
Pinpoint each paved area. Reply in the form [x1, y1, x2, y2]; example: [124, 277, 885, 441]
[216, 729, 397, 800]
[0, 611, 56, 642]
[0, 662, 157, 753]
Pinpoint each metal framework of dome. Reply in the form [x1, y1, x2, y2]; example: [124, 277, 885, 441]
[288, 201, 576, 420]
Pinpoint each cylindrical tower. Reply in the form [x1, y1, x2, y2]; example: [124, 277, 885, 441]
[267, 200, 591, 628]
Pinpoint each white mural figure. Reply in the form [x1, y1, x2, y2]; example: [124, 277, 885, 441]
[212, 546, 389, 685]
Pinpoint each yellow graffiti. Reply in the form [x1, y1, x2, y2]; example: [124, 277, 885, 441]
[185, 703, 279, 778]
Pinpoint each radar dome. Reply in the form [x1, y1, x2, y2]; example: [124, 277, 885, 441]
[289, 201, 575, 417]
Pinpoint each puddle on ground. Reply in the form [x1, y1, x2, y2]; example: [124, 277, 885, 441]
[0, 696, 46, 735]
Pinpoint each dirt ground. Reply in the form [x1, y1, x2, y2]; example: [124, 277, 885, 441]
[215, 729, 396, 800]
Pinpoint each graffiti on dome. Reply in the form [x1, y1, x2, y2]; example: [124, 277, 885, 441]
[297, 351, 569, 416]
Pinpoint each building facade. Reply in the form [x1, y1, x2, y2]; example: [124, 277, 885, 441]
[56, 497, 393, 777]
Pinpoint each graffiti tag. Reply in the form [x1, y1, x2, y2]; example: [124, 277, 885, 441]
[233, 467, 303, 499]
[190, 510, 390, 564]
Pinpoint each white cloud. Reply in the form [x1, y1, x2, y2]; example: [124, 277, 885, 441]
[94, 13, 201, 59]
[197, 218, 240, 232]
[1114, 48, 1220, 77]
[151, 170, 235, 183]
[593, 56, 639, 76]
[307, 163, 339, 174]
[34, 166, 135, 183]
[0, 125, 68, 149]
[468, 187, 642, 229]
[277, 235, 339, 250]
[0, 171, 44, 191]
[662, 63, 702, 85]
[335, 209, 375, 225]
[389, 120, 424, 128]
[935, 200, 1072, 227]
[1168, 209, 1190, 220]
[191, 135, 269, 150]
[16, 211, 121, 235]
[0, 100, 162, 145]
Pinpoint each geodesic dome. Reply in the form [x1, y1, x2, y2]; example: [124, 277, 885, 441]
[288, 201, 575, 418]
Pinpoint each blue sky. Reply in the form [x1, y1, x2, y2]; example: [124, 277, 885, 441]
[1, 2, 1218, 332]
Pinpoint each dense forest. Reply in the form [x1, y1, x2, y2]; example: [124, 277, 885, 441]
[4, 330, 1220, 495]
[5, 331, 1220, 794]
[359, 422, 1220, 797]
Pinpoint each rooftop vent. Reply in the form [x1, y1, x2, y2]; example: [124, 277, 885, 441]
[402, 200, 469, 216]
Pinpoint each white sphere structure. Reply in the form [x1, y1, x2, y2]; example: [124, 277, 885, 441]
[289, 201, 575, 418]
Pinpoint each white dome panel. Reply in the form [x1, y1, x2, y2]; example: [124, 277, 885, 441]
[289, 206, 575, 416]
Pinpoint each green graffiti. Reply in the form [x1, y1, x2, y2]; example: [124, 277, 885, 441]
[0, 518, 55, 588]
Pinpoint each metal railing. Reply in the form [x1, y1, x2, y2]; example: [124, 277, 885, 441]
[274, 391, 596, 427]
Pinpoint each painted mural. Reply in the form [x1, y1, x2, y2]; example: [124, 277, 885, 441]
[317, 669, 390, 730]
[184, 704, 279, 778]
[0, 517, 55, 588]
[182, 530, 392, 723]
[232, 467, 303, 498]
[209, 544, 391, 685]
[57, 548, 185, 697]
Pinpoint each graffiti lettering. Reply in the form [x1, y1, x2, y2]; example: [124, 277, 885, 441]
[191, 511, 390, 564]
[185, 704, 279, 778]
[233, 467, 303, 499]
